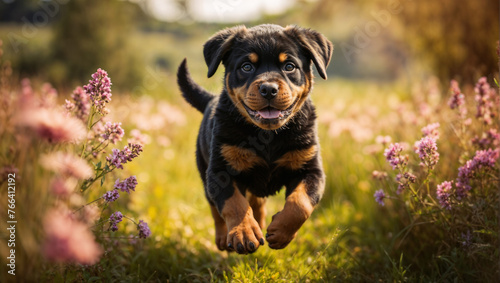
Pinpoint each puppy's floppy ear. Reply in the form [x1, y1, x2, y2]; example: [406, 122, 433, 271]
[285, 26, 333, 80]
[203, 25, 247, 78]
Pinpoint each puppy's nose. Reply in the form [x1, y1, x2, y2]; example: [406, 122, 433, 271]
[259, 82, 279, 100]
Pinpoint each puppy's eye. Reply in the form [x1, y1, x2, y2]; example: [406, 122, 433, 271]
[284, 63, 295, 72]
[241, 63, 254, 73]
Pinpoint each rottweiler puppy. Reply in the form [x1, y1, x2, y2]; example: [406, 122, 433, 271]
[177, 24, 333, 254]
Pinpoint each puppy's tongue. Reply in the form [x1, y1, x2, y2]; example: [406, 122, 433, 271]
[257, 107, 281, 119]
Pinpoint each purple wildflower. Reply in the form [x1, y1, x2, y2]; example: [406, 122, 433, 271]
[374, 189, 386, 206]
[472, 129, 500, 150]
[109, 211, 123, 232]
[421, 122, 440, 140]
[474, 77, 495, 125]
[83, 68, 112, 115]
[384, 143, 407, 170]
[69, 86, 90, 120]
[414, 136, 439, 169]
[461, 231, 473, 249]
[448, 80, 467, 118]
[106, 143, 143, 170]
[436, 181, 453, 210]
[102, 122, 124, 144]
[396, 172, 416, 194]
[456, 149, 500, 199]
[474, 148, 500, 167]
[114, 176, 138, 194]
[103, 189, 119, 202]
[65, 99, 75, 113]
[137, 220, 151, 238]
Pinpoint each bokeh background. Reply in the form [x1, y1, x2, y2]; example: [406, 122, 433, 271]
[0, 0, 499, 281]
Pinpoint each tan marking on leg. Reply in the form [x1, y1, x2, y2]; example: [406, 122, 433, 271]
[274, 145, 318, 170]
[266, 182, 314, 249]
[210, 205, 228, 251]
[220, 144, 266, 172]
[279, 52, 288, 63]
[221, 184, 265, 254]
[249, 52, 259, 64]
[246, 192, 267, 229]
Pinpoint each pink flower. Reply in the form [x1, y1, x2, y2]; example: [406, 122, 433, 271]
[372, 170, 388, 180]
[384, 143, 407, 170]
[16, 108, 87, 143]
[456, 149, 499, 199]
[374, 189, 386, 206]
[49, 177, 77, 196]
[396, 172, 416, 194]
[436, 181, 453, 210]
[114, 176, 138, 194]
[375, 135, 392, 146]
[43, 208, 102, 264]
[474, 77, 495, 125]
[67, 86, 90, 120]
[101, 122, 124, 144]
[471, 129, 500, 149]
[83, 68, 112, 115]
[91, 120, 106, 140]
[448, 80, 465, 108]
[127, 129, 150, 146]
[40, 152, 93, 179]
[137, 220, 151, 238]
[421, 122, 440, 140]
[414, 136, 439, 169]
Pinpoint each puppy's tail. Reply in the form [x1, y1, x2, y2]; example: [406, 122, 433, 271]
[177, 59, 215, 113]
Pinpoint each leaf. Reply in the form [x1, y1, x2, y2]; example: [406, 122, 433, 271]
[101, 174, 106, 186]
[87, 276, 101, 282]
[95, 161, 102, 170]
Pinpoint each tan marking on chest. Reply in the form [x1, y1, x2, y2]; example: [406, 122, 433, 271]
[221, 144, 266, 172]
[275, 145, 318, 170]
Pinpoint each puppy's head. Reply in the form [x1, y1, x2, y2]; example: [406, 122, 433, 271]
[204, 24, 333, 130]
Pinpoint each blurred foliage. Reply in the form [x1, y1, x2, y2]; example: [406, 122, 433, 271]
[51, 0, 145, 90]
[306, 0, 499, 83]
[0, 0, 41, 23]
[399, 0, 499, 83]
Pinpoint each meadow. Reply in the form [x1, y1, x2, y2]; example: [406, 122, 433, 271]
[0, 25, 499, 282]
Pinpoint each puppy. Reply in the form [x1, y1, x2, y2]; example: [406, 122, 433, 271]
[177, 24, 333, 254]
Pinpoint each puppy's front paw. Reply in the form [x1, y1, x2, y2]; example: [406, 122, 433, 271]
[266, 211, 301, 249]
[214, 222, 228, 251]
[226, 210, 265, 254]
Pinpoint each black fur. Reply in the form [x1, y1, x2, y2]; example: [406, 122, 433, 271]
[177, 59, 215, 112]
